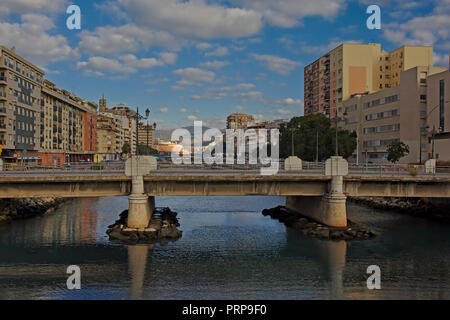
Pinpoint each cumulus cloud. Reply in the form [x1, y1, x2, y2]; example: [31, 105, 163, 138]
[0, 13, 78, 66]
[159, 107, 169, 113]
[382, 1, 450, 51]
[76, 54, 165, 75]
[179, 108, 187, 113]
[196, 42, 213, 50]
[0, 0, 67, 17]
[251, 54, 301, 75]
[173, 67, 216, 84]
[159, 52, 178, 64]
[231, 0, 345, 28]
[205, 46, 229, 57]
[187, 115, 198, 121]
[278, 98, 304, 107]
[190, 92, 227, 100]
[116, 0, 263, 39]
[220, 83, 256, 91]
[239, 91, 263, 100]
[78, 24, 180, 56]
[199, 60, 231, 69]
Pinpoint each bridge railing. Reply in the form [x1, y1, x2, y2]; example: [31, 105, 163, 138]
[0, 159, 447, 177]
[0, 161, 125, 174]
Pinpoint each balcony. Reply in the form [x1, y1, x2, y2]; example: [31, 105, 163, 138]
[0, 76, 6, 84]
[0, 92, 6, 100]
[0, 123, 6, 131]
[0, 107, 6, 114]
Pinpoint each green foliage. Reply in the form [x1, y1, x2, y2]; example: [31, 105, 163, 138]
[137, 144, 159, 155]
[122, 142, 131, 154]
[279, 114, 357, 161]
[386, 141, 410, 164]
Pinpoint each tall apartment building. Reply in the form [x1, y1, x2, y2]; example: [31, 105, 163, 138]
[109, 103, 137, 154]
[226, 113, 254, 130]
[137, 122, 155, 149]
[0, 46, 98, 165]
[96, 98, 139, 157]
[0, 46, 44, 161]
[304, 43, 433, 119]
[97, 111, 123, 160]
[342, 66, 447, 164]
[40, 80, 98, 164]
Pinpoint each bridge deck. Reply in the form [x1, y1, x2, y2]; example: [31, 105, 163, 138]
[0, 174, 450, 198]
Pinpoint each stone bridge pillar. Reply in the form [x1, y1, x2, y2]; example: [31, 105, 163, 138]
[125, 156, 157, 229]
[286, 156, 348, 227]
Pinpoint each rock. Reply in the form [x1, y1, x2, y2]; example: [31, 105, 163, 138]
[317, 229, 330, 239]
[107, 207, 182, 242]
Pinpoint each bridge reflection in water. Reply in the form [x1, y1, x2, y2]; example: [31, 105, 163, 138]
[1, 197, 450, 299]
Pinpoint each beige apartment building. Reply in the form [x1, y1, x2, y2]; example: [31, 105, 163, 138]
[137, 122, 155, 149]
[97, 111, 123, 159]
[304, 43, 433, 119]
[0, 46, 44, 158]
[426, 69, 450, 161]
[0, 45, 98, 165]
[40, 80, 97, 158]
[342, 66, 447, 164]
[226, 113, 254, 130]
[109, 103, 137, 154]
[97, 98, 139, 156]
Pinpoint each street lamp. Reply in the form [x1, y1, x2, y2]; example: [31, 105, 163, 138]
[334, 111, 347, 156]
[135, 107, 150, 155]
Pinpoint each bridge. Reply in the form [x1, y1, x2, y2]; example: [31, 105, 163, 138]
[1, 156, 450, 229]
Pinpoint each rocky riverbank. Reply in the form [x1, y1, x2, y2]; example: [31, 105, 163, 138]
[262, 206, 375, 241]
[0, 197, 69, 225]
[349, 197, 450, 223]
[106, 207, 182, 243]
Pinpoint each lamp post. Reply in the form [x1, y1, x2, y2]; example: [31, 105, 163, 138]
[135, 107, 150, 155]
[315, 129, 319, 164]
[334, 111, 347, 156]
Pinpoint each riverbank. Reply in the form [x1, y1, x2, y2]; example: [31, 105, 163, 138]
[349, 197, 450, 223]
[0, 197, 69, 225]
[262, 206, 375, 240]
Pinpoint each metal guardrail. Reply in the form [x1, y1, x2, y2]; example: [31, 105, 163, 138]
[0, 160, 448, 176]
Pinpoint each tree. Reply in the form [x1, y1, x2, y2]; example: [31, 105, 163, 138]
[137, 144, 159, 155]
[386, 141, 409, 164]
[122, 142, 130, 154]
[279, 114, 357, 161]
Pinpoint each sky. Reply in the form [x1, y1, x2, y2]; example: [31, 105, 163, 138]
[0, 0, 449, 129]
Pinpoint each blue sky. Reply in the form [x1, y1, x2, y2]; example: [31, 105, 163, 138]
[0, 0, 448, 129]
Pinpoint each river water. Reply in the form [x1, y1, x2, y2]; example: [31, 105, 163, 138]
[0, 196, 449, 300]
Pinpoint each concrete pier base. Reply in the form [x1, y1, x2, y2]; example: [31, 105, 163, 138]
[286, 194, 347, 227]
[127, 194, 155, 228]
